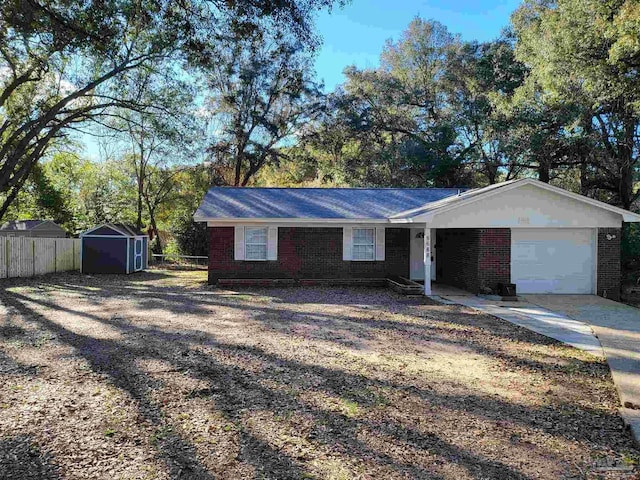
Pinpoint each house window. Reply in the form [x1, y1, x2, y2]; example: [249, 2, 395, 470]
[245, 227, 268, 260]
[352, 228, 375, 261]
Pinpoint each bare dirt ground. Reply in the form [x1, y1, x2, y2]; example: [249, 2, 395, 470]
[0, 269, 638, 480]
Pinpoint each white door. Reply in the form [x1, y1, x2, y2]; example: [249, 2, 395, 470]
[410, 229, 436, 281]
[511, 228, 595, 294]
[134, 238, 143, 271]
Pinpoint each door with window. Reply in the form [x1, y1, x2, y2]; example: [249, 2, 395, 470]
[134, 238, 143, 271]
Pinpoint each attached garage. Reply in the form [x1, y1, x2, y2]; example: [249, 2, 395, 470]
[401, 179, 640, 298]
[511, 228, 596, 294]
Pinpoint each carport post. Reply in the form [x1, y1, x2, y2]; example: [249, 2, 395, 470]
[424, 225, 431, 295]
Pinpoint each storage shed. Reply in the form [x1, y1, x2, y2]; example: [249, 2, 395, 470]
[80, 224, 148, 274]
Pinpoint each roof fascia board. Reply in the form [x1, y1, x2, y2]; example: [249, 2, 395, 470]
[81, 224, 129, 237]
[404, 178, 640, 223]
[197, 217, 391, 224]
[405, 180, 526, 222]
[31, 220, 52, 230]
[521, 179, 640, 222]
[389, 180, 518, 219]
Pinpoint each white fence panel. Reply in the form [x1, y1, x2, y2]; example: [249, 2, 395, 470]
[34, 238, 56, 275]
[19, 238, 34, 277]
[0, 237, 80, 279]
[0, 237, 5, 279]
[7, 238, 21, 278]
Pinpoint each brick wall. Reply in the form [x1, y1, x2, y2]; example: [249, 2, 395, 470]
[208, 227, 409, 284]
[478, 228, 511, 292]
[597, 227, 621, 300]
[436, 228, 510, 294]
[436, 229, 481, 292]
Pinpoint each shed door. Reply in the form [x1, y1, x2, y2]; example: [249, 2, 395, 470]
[511, 228, 595, 294]
[134, 238, 143, 271]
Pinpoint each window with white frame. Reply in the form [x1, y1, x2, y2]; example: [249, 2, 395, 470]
[352, 228, 375, 261]
[245, 227, 268, 260]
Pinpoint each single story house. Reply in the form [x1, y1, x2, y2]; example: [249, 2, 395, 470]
[194, 178, 640, 300]
[0, 220, 67, 237]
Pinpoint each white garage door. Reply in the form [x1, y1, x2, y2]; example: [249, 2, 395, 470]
[511, 229, 595, 294]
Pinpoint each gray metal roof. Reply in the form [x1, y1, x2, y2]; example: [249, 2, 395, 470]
[194, 187, 464, 220]
[0, 220, 64, 231]
[82, 223, 145, 237]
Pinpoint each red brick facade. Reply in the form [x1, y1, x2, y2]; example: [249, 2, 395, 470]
[597, 227, 621, 300]
[436, 228, 511, 294]
[208, 227, 409, 284]
[209, 226, 620, 299]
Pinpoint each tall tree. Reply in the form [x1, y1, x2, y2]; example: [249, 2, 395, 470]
[0, 0, 340, 218]
[206, 28, 323, 186]
[512, 0, 640, 208]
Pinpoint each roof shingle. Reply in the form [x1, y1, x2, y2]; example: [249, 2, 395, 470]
[194, 187, 463, 220]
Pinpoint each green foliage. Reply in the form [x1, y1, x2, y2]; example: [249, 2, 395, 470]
[511, 0, 640, 207]
[205, 26, 323, 186]
[622, 223, 640, 274]
[172, 213, 209, 257]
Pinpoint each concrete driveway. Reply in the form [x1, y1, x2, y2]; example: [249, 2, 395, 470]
[524, 295, 640, 444]
[434, 290, 640, 444]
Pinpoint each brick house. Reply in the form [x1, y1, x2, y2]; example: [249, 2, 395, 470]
[194, 179, 640, 300]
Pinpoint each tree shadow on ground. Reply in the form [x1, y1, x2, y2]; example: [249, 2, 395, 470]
[0, 435, 61, 480]
[0, 273, 637, 479]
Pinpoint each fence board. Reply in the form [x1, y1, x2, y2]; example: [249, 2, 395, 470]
[34, 238, 56, 275]
[0, 236, 80, 279]
[0, 237, 6, 279]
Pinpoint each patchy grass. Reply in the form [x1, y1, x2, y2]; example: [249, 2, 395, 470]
[0, 269, 638, 479]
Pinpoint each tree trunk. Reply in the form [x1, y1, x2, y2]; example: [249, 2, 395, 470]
[580, 161, 589, 196]
[148, 208, 162, 254]
[619, 117, 636, 210]
[136, 176, 144, 231]
[538, 160, 550, 183]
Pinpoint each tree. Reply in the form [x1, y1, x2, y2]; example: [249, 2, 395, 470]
[109, 63, 200, 243]
[0, 0, 341, 219]
[512, 0, 640, 208]
[205, 27, 323, 186]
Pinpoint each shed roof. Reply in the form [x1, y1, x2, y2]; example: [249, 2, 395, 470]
[0, 220, 64, 231]
[82, 223, 146, 237]
[194, 187, 463, 220]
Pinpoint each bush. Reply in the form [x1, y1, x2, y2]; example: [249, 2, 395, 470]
[621, 223, 640, 281]
[172, 213, 209, 256]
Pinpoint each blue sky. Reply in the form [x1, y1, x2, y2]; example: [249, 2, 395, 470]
[314, 0, 521, 91]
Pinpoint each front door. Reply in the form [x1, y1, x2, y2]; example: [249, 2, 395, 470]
[409, 228, 436, 281]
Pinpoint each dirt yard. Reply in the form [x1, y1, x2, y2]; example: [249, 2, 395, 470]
[0, 270, 638, 479]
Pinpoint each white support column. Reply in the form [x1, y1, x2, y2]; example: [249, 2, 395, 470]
[424, 225, 431, 295]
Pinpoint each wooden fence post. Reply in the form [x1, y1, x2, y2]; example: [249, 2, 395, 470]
[32, 239, 35, 277]
[54, 240, 57, 273]
[5, 238, 8, 279]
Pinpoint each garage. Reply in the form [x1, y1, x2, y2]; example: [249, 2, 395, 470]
[511, 228, 596, 294]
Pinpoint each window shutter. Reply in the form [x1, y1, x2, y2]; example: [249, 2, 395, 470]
[343, 226, 352, 261]
[267, 227, 278, 260]
[375, 227, 385, 261]
[234, 226, 245, 261]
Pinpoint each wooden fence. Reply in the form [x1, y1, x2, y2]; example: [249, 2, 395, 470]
[0, 237, 81, 279]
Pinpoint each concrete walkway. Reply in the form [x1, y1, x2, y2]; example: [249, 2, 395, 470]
[432, 291, 640, 445]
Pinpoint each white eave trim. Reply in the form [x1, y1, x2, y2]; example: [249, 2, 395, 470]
[196, 217, 391, 224]
[398, 178, 640, 223]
